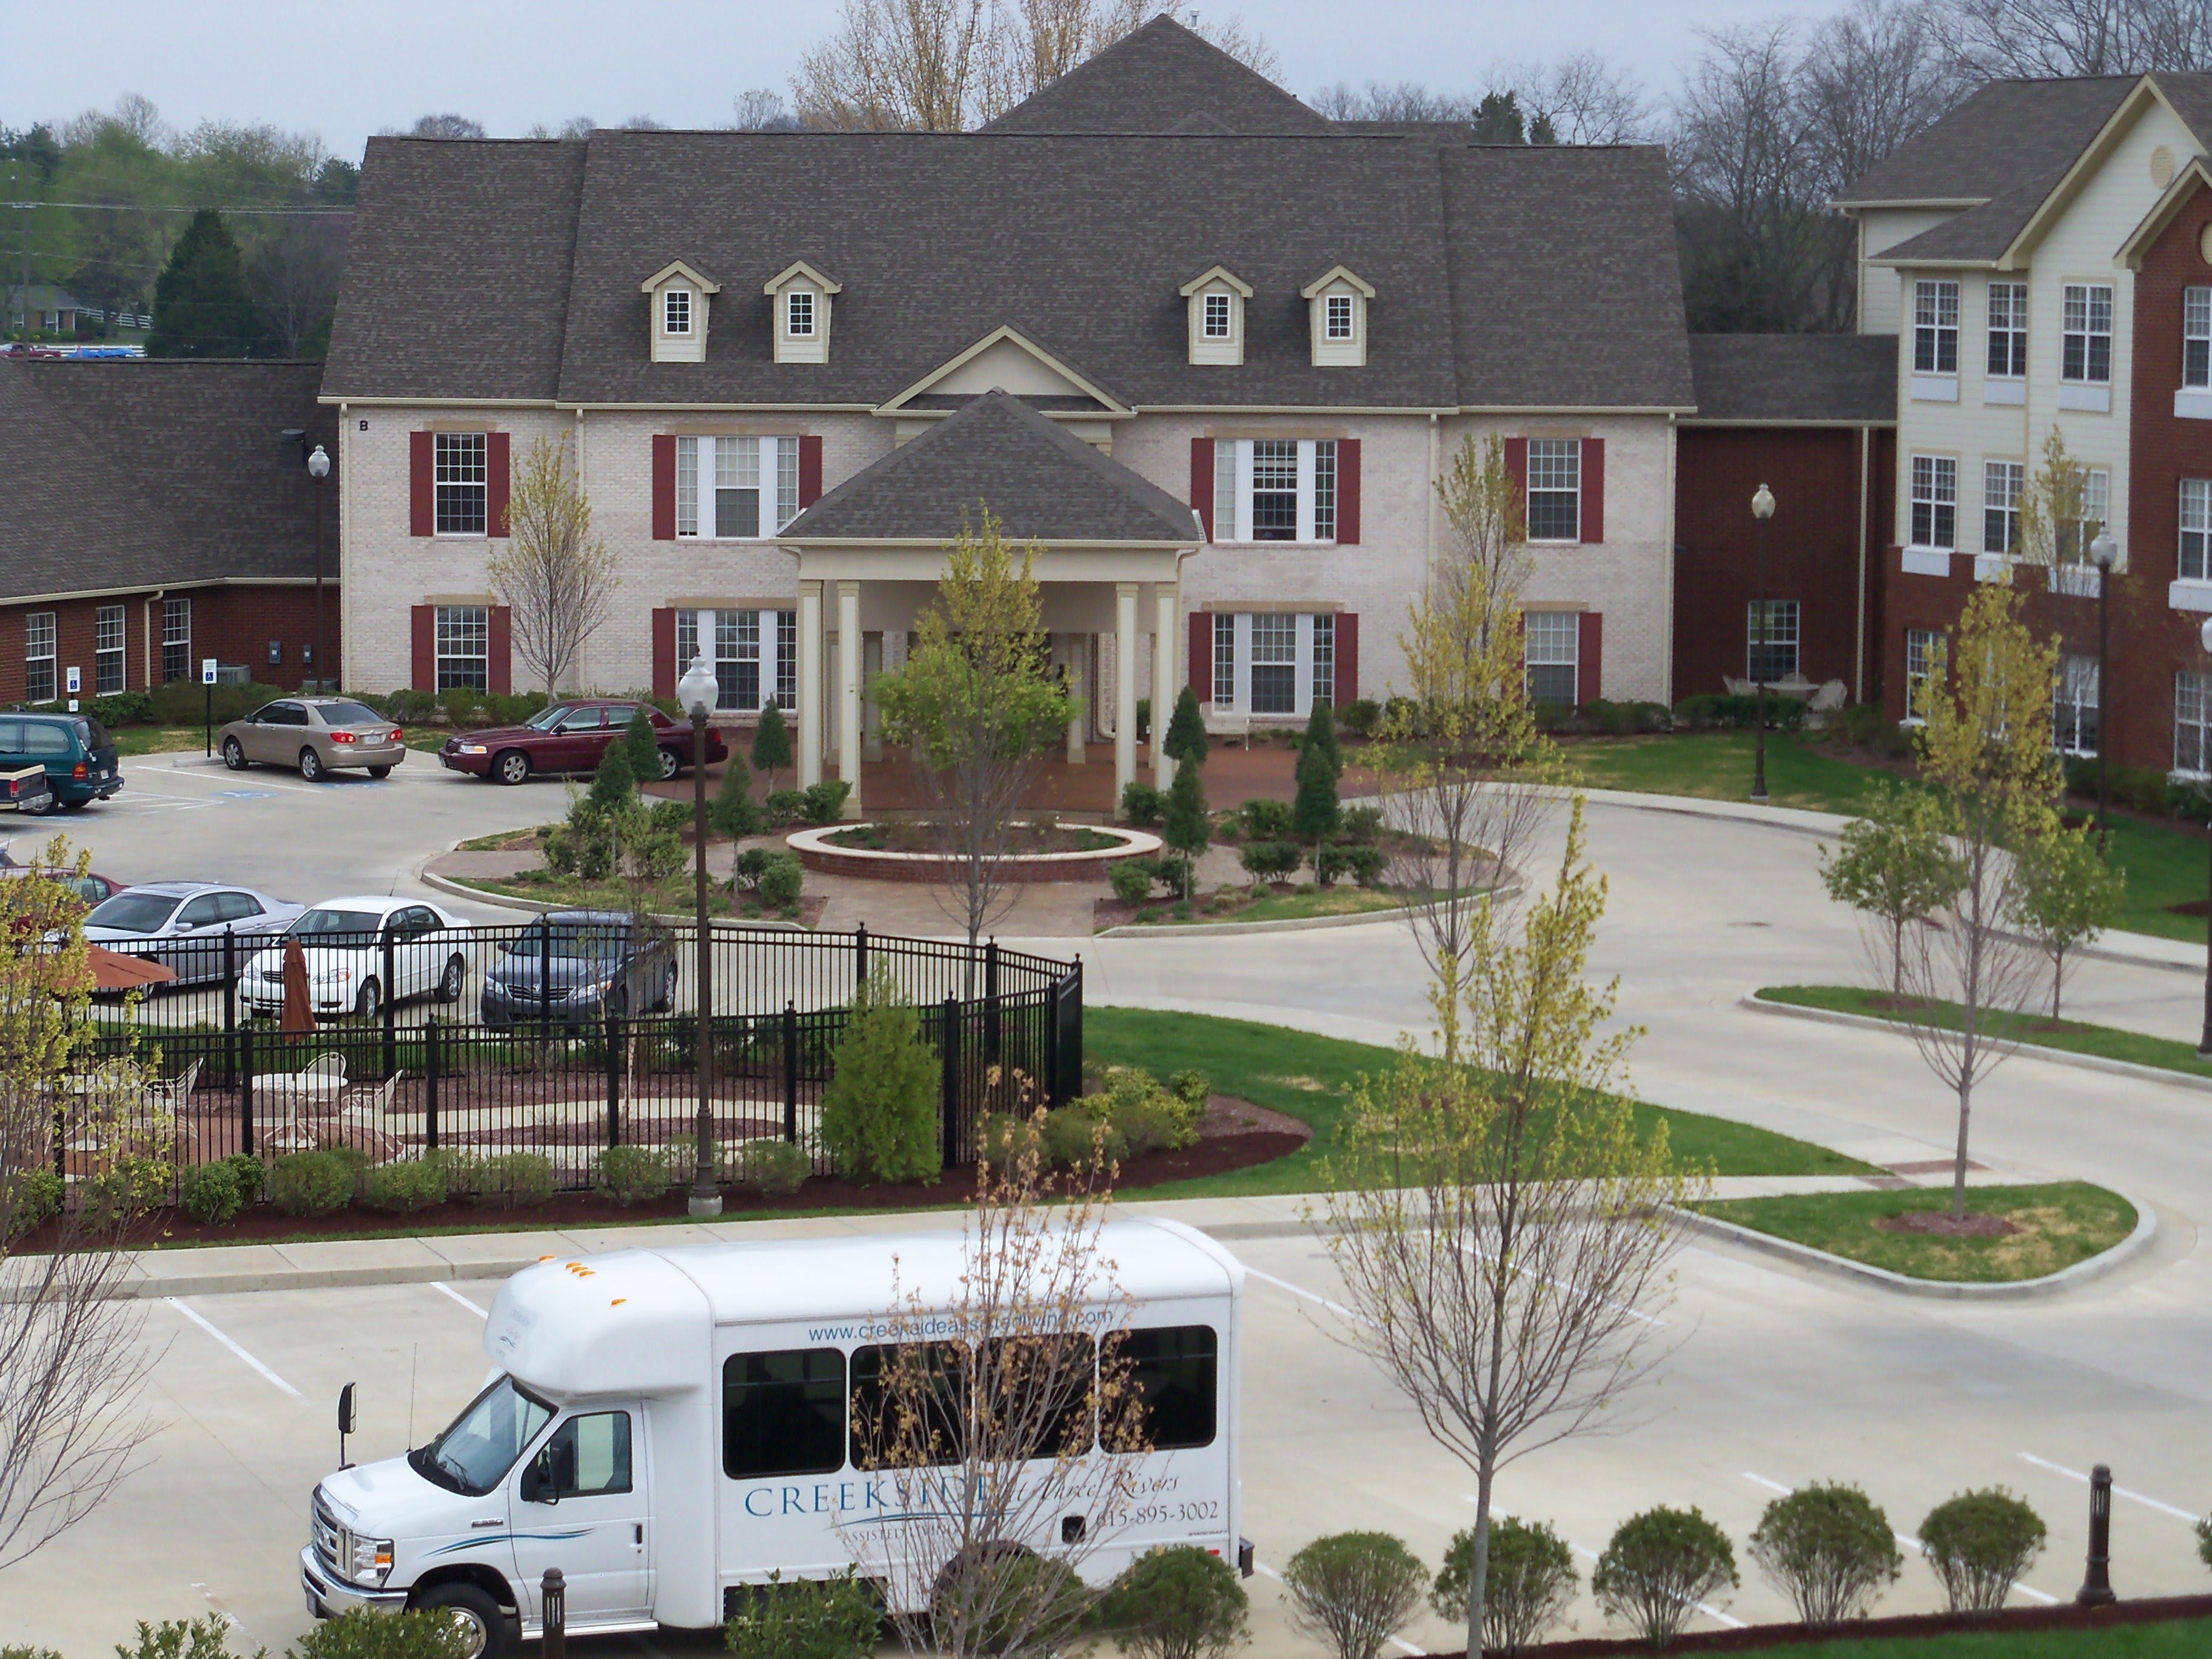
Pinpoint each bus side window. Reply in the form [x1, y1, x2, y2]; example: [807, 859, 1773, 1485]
[850, 1341, 968, 1470]
[1104, 1326, 1216, 1452]
[724, 1349, 846, 1479]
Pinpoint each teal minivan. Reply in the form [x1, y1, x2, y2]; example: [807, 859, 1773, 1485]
[0, 712, 122, 809]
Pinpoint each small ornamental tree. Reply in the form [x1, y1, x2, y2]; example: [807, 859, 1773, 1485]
[1281, 1533, 1428, 1659]
[819, 963, 942, 1184]
[1433, 1517, 1577, 1656]
[1748, 1483, 1902, 1627]
[2014, 822, 2123, 1019]
[1293, 700, 1342, 873]
[1097, 1544, 1251, 1659]
[1592, 1507, 1738, 1649]
[752, 703, 794, 792]
[1161, 762, 1210, 899]
[623, 705, 668, 783]
[1919, 1489, 2047, 1615]
[589, 736, 635, 811]
[1817, 782, 1962, 994]
[486, 432, 618, 696]
[710, 749, 763, 840]
[1163, 683, 1209, 769]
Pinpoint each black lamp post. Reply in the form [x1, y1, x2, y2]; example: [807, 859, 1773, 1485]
[2090, 530, 2118, 840]
[1750, 482, 1775, 803]
[679, 651, 722, 1218]
[281, 428, 331, 691]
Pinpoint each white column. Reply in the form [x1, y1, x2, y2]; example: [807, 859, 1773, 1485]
[1114, 583, 1139, 812]
[1065, 634, 1087, 764]
[1152, 582, 1179, 789]
[837, 580, 862, 814]
[797, 580, 823, 789]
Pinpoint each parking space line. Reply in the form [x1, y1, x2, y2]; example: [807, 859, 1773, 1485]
[1740, 1472, 1792, 1496]
[1460, 1241, 1669, 1328]
[1252, 1559, 1426, 1655]
[432, 1282, 488, 1318]
[1242, 1266, 1373, 1328]
[2018, 1453, 2202, 1523]
[164, 1297, 302, 1398]
[1471, 1498, 1746, 1629]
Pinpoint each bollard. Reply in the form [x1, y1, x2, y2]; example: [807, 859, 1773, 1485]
[541, 1567, 566, 1659]
[2076, 1463, 2117, 1606]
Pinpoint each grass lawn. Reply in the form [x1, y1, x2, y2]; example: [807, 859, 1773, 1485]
[1711, 1622, 2212, 1659]
[111, 726, 211, 757]
[1084, 1007, 1875, 1199]
[446, 868, 798, 923]
[1695, 1181, 2135, 1282]
[1757, 984, 2212, 1081]
[1119, 885, 1423, 927]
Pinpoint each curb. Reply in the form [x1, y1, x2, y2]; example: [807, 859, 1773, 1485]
[1740, 993, 2212, 1096]
[1668, 1188, 2158, 1301]
[1098, 903, 1427, 939]
[418, 869, 807, 931]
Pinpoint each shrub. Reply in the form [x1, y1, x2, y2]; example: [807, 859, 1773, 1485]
[646, 797, 692, 837]
[725, 1567, 880, 1659]
[1920, 1489, 2047, 1615]
[1338, 697, 1382, 738]
[1239, 840, 1302, 883]
[1107, 1092, 1181, 1156]
[1161, 762, 1210, 892]
[1121, 782, 1165, 826]
[757, 853, 805, 911]
[1150, 852, 1193, 897]
[1098, 1544, 1251, 1659]
[764, 788, 806, 828]
[596, 1144, 672, 1205]
[1593, 1507, 1737, 1648]
[2, 1647, 64, 1659]
[820, 964, 941, 1184]
[1281, 1532, 1428, 1659]
[1381, 694, 1424, 737]
[1749, 1483, 1899, 1627]
[711, 751, 763, 839]
[4, 1168, 65, 1239]
[2199, 1513, 2212, 1575]
[1838, 702, 1890, 748]
[979, 1111, 1044, 1168]
[751, 703, 795, 788]
[734, 1138, 810, 1196]
[181, 1161, 244, 1224]
[1318, 843, 1388, 888]
[267, 1151, 355, 1217]
[1169, 1067, 1209, 1113]
[934, 1549, 1092, 1657]
[1338, 805, 1383, 844]
[288, 1606, 470, 1659]
[116, 1617, 260, 1659]
[363, 1158, 449, 1214]
[1432, 1516, 1578, 1655]
[801, 779, 851, 823]
[1042, 1105, 1125, 1168]
[471, 1151, 556, 1208]
[1239, 798, 1293, 839]
[1110, 860, 1154, 906]
[221, 1153, 266, 1202]
[89, 689, 155, 728]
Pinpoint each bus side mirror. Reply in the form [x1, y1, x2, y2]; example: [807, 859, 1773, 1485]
[337, 1382, 356, 1469]
[522, 1449, 558, 1505]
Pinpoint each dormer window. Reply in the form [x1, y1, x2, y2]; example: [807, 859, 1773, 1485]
[640, 260, 719, 363]
[1180, 266, 1252, 366]
[1301, 266, 1374, 367]
[764, 261, 842, 364]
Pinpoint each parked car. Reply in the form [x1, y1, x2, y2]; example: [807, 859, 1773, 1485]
[0, 711, 121, 808]
[241, 897, 471, 1022]
[0, 766, 54, 816]
[481, 910, 677, 1028]
[1, 861, 126, 905]
[82, 880, 303, 983]
[438, 699, 726, 786]
[220, 697, 407, 782]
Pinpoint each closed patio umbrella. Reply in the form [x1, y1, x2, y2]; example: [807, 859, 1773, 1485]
[280, 938, 317, 1035]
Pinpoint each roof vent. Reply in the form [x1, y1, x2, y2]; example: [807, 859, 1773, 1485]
[2153, 144, 2176, 189]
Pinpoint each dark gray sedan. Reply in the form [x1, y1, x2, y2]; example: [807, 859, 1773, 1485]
[481, 911, 677, 1028]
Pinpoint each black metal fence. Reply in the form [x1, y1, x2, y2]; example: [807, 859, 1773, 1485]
[61, 922, 1082, 1195]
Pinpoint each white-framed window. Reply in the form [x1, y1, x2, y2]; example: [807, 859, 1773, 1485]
[2183, 479, 2212, 580]
[1987, 282, 2028, 378]
[1914, 280, 1959, 375]
[1983, 460, 2024, 554]
[2056, 468, 2111, 564]
[1909, 455, 1956, 549]
[1905, 628, 1943, 721]
[95, 605, 124, 695]
[674, 608, 797, 712]
[662, 287, 692, 335]
[1325, 293, 1355, 340]
[1524, 611, 1579, 706]
[1526, 438, 1581, 542]
[1746, 600, 1799, 684]
[675, 436, 802, 539]
[1203, 292, 1232, 338]
[2053, 654, 2099, 757]
[163, 596, 191, 683]
[1207, 612, 1337, 715]
[434, 431, 488, 535]
[434, 605, 488, 692]
[1209, 438, 1338, 543]
[2179, 672, 2212, 776]
[786, 289, 815, 337]
[24, 611, 56, 703]
[2188, 287, 2212, 389]
[2063, 283, 2113, 383]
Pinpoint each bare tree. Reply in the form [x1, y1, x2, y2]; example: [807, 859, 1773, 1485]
[0, 841, 159, 1570]
[1939, 0, 2212, 76]
[244, 214, 348, 356]
[1310, 81, 1473, 122]
[1311, 54, 1645, 141]
[731, 90, 802, 130]
[486, 433, 619, 697]
[840, 1119, 1146, 1658]
[1801, 0, 1969, 196]
[405, 113, 489, 139]
[1324, 800, 1695, 1659]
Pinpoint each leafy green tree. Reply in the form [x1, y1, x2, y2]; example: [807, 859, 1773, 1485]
[1163, 683, 1208, 768]
[710, 749, 762, 839]
[1293, 700, 1342, 871]
[2014, 822, 2123, 1019]
[1817, 782, 1962, 994]
[588, 736, 635, 811]
[623, 706, 668, 783]
[751, 703, 794, 791]
[1161, 762, 1210, 899]
[820, 964, 942, 1184]
[146, 208, 270, 357]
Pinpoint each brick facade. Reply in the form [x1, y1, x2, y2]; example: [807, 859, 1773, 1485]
[0, 585, 340, 705]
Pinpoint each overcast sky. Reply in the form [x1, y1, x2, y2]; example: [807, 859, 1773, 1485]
[16, 0, 1852, 156]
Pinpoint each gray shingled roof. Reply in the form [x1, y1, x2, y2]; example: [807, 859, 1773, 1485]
[783, 390, 1200, 543]
[980, 15, 1332, 135]
[1686, 334, 1896, 424]
[0, 360, 334, 602]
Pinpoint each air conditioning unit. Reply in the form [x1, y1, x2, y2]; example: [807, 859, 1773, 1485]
[215, 664, 252, 686]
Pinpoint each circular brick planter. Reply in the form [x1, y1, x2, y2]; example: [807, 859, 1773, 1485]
[786, 822, 1162, 883]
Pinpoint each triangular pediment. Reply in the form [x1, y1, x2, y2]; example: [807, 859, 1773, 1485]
[877, 326, 1129, 416]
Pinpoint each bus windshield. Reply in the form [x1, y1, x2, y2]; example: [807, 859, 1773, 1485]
[412, 1376, 554, 1496]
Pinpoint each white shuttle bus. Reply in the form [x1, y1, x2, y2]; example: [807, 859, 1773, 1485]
[301, 1219, 1244, 1655]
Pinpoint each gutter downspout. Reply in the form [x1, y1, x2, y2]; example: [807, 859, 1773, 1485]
[1426, 412, 1439, 596]
[1661, 412, 1678, 706]
[144, 589, 163, 691]
[1855, 424, 1871, 703]
[337, 401, 350, 694]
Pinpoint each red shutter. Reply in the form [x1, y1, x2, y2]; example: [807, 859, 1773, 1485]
[1336, 439, 1360, 545]
[1581, 437, 1604, 545]
[651, 608, 677, 700]
[1188, 611, 1212, 699]
[410, 605, 435, 690]
[1505, 437, 1529, 536]
[488, 606, 512, 695]
[409, 432, 434, 537]
[1335, 612, 1358, 703]
[1577, 612, 1603, 706]
[486, 431, 511, 537]
[651, 434, 676, 540]
[1191, 438, 1215, 540]
[798, 435, 825, 509]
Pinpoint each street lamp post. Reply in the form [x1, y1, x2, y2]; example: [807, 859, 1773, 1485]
[2198, 617, 2212, 1058]
[1750, 483, 1776, 803]
[679, 652, 722, 1218]
[307, 443, 330, 690]
[2090, 531, 2119, 840]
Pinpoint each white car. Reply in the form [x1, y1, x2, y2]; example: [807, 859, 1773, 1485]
[243, 896, 471, 1022]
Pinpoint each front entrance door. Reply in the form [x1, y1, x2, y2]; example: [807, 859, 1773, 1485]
[508, 1405, 652, 1627]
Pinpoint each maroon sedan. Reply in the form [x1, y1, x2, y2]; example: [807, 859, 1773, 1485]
[438, 699, 728, 786]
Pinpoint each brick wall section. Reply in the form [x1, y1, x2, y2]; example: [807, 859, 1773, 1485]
[0, 585, 340, 704]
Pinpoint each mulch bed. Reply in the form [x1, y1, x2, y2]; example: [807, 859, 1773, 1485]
[1876, 1209, 2019, 1239]
[1421, 1592, 2212, 1658]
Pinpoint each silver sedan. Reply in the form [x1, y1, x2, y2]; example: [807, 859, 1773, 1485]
[82, 880, 304, 984]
